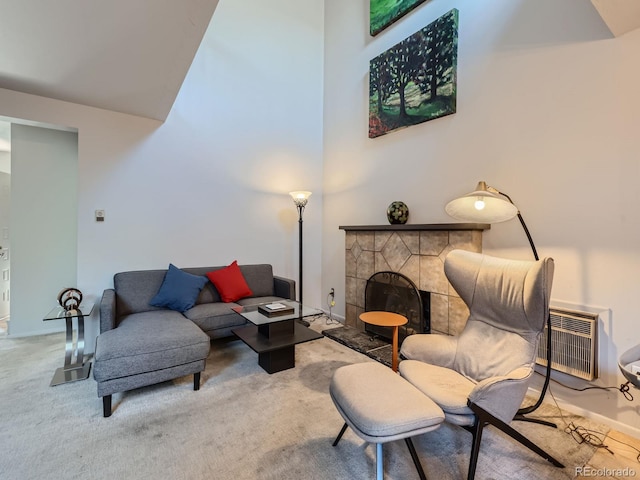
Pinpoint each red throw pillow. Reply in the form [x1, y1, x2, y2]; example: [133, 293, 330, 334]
[206, 261, 253, 303]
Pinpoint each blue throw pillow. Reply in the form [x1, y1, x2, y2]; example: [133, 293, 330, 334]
[149, 264, 208, 313]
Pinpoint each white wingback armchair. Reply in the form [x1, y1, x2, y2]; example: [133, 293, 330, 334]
[399, 249, 563, 479]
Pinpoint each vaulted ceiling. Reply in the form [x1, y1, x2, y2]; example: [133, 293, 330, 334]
[0, 1, 637, 125]
[591, 0, 640, 37]
[0, 0, 219, 121]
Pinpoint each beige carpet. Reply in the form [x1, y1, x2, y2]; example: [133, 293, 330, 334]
[0, 325, 608, 479]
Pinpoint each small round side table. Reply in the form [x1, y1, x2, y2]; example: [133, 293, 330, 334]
[359, 311, 408, 372]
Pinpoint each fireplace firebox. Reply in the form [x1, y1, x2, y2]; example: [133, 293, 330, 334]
[364, 271, 430, 345]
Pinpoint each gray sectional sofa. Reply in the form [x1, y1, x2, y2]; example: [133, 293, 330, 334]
[93, 264, 295, 417]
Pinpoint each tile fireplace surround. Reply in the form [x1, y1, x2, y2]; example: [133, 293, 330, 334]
[340, 223, 489, 336]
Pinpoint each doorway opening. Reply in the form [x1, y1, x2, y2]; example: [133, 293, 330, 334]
[0, 121, 10, 336]
[0, 117, 78, 339]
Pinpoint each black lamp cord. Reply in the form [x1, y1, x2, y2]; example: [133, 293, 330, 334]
[536, 371, 634, 401]
[546, 381, 640, 462]
[325, 292, 339, 325]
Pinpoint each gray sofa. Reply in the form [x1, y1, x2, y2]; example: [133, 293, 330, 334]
[93, 264, 295, 417]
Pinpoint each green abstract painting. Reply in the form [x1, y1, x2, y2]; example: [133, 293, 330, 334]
[369, 8, 458, 138]
[370, 0, 429, 36]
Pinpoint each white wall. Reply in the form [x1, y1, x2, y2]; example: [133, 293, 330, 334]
[0, 0, 324, 346]
[322, 0, 640, 433]
[80, 0, 324, 300]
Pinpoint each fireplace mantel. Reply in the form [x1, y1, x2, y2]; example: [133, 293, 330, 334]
[340, 223, 490, 232]
[341, 223, 488, 336]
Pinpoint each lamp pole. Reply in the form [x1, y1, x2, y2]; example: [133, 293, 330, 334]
[296, 203, 304, 305]
[493, 189, 553, 425]
[491, 189, 539, 261]
[289, 191, 311, 306]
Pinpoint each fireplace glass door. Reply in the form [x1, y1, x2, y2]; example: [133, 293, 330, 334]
[364, 271, 430, 345]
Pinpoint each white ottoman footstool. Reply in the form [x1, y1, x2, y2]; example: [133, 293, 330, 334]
[330, 362, 445, 480]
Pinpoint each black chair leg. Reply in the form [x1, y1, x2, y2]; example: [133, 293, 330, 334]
[464, 416, 485, 480]
[513, 413, 557, 429]
[332, 423, 348, 446]
[467, 402, 564, 476]
[194, 372, 201, 391]
[102, 395, 112, 418]
[404, 437, 427, 480]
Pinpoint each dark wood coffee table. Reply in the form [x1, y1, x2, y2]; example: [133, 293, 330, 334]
[231, 301, 323, 374]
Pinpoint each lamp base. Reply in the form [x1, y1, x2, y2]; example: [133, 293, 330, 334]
[514, 313, 555, 428]
[513, 414, 557, 429]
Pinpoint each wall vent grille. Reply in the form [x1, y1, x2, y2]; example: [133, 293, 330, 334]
[536, 307, 598, 381]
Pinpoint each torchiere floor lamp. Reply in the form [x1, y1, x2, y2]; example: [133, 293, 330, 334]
[445, 181, 555, 428]
[289, 191, 312, 306]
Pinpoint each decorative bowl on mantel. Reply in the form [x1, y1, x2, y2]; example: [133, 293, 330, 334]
[386, 201, 409, 225]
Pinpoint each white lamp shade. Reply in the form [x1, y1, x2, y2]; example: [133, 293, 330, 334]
[445, 183, 517, 223]
[289, 191, 312, 200]
[289, 191, 312, 207]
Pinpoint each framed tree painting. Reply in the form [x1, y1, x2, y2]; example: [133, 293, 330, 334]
[369, 8, 458, 139]
[370, 0, 430, 36]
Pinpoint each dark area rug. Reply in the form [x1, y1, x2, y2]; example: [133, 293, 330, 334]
[322, 325, 393, 368]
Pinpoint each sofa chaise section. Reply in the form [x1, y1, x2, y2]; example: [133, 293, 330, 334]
[94, 310, 210, 417]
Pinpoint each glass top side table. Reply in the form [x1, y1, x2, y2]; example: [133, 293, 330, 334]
[43, 302, 94, 386]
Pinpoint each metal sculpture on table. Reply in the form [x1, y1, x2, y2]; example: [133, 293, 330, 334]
[57, 287, 83, 311]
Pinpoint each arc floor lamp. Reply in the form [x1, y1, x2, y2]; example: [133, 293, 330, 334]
[289, 191, 312, 306]
[445, 181, 554, 428]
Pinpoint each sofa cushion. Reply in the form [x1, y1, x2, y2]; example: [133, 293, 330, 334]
[184, 302, 240, 321]
[93, 310, 210, 382]
[194, 282, 222, 305]
[114, 269, 168, 317]
[206, 261, 253, 303]
[113, 264, 278, 317]
[238, 264, 275, 297]
[184, 296, 290, 335]
[149, 264, 208, 313]
[184, 304, 247, 333]
[184, 264, 276, 304]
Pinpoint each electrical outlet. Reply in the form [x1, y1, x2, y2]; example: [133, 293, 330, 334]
[329, 288, 336, 307]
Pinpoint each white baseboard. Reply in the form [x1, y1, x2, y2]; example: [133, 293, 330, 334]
[8, 326, 64, 338]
